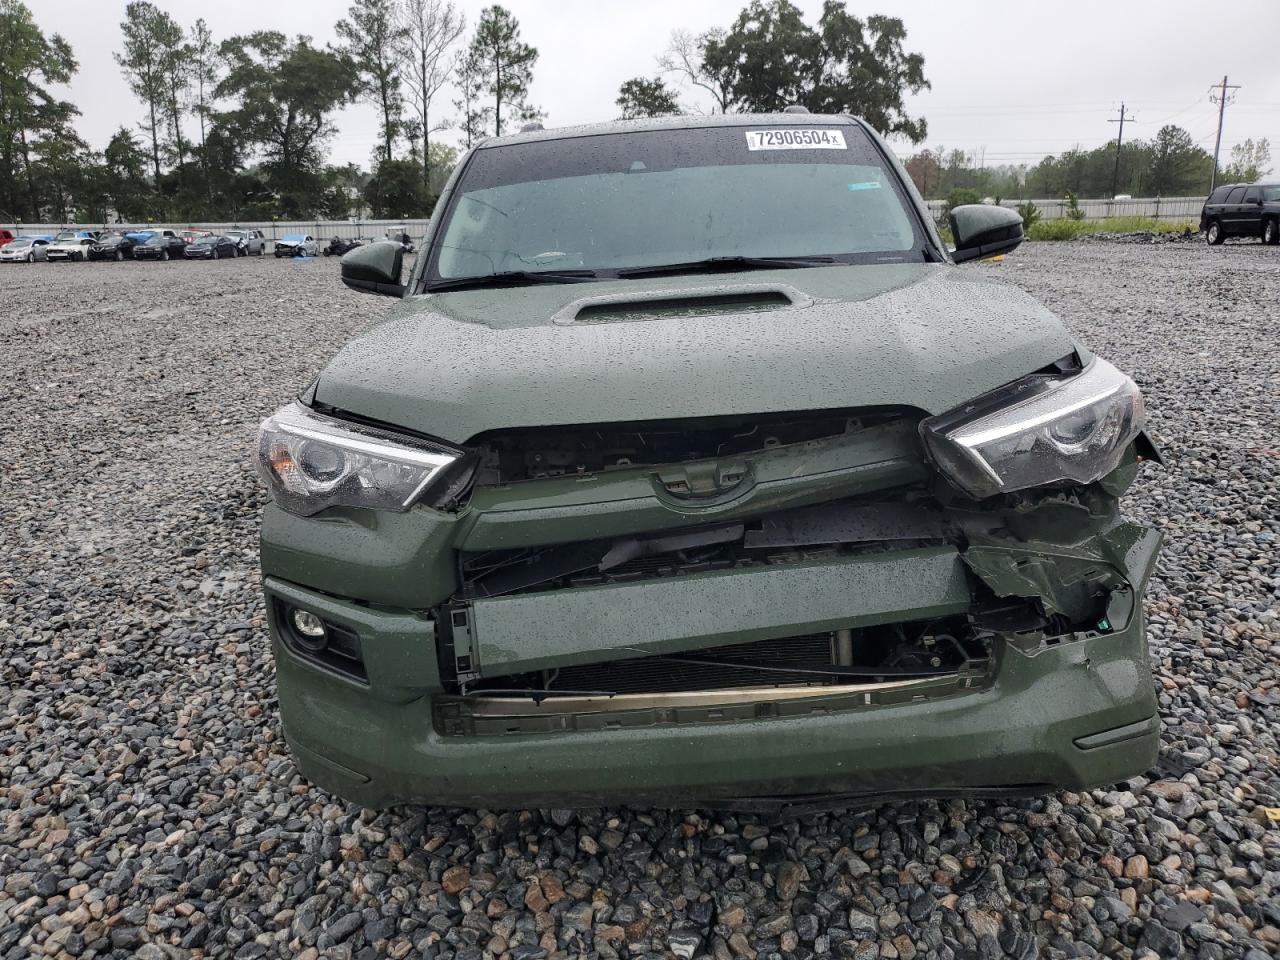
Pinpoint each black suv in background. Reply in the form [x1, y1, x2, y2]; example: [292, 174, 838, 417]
[1200, 183, 1280, 245]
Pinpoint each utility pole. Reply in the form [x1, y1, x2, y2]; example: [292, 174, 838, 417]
[1108, 102, 1135, 199]
[1208, 75, 1241, 191]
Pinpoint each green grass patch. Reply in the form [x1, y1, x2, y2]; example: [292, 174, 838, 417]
[1026, 217, 1197, 241]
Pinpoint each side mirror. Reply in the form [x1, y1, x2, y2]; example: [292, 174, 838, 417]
[949, 205, 1024, 263]
[341, 241, 406, 297]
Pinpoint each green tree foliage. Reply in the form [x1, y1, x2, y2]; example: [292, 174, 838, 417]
[103, 127, 154, 220]
[698, 1, 929, 142]
[187, 19, 218, 176]
[1224, 138, 1272, 183]
[467, 5, 539, 138]
[453, 48, 492, 147]
[659, 29, 733, 113]
[1147, 125, 1213, 196]
[616, 77, 681, 119]
[396, 0, 466, 194]
[364, 157, 430, 216]
[0, 0, 79, 221]
[215, 32, 356, 217]
[336, 0, 406, 163]
[115, 2, 185, 186]
[904, 125, 1217, 200]
[943, 187, 982, 216]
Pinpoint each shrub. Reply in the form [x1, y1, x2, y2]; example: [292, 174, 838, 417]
[1064, 191, 1086, 221]
[943, 188, 983, 218]
[1016, 201, 1041, 228]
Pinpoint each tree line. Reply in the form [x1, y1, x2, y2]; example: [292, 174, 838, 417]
[0, 0, 539, 223]
[2, 0, 1273, 224]
[903, 129, 1272, 203]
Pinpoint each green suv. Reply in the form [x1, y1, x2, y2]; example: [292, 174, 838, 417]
[257, 114, 1162, 809]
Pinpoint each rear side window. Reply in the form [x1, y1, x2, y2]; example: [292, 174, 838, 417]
[1226, 187, 1246, 203]
[1243, 187, 1259, 203]
[1208, 187, 1231, 203]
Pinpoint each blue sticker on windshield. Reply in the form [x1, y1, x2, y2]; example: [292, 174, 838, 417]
[847, 181, 882, 191]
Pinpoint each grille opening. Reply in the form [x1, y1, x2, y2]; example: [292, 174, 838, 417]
[470, 408, 916, 485]
[449, 615, 990, 699]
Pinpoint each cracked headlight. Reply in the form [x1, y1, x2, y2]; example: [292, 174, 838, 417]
[257, 402, 458, 516]
[922, 358, 1146, 499]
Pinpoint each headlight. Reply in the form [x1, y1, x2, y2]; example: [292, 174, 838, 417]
[921, 358, 1146, 499]
[257, 402, 459, 515]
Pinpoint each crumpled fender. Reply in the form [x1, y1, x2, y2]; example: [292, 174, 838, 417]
[962, 520, 1162, 628]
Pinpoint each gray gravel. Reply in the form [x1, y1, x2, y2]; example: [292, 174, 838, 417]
[1, 245, 1278, 960]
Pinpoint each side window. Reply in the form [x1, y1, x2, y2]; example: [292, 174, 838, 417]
[1225, 187, 1246, 203]
[1243, 187, 1259, 203]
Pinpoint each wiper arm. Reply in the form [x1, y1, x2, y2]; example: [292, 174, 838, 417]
[616, 255, 836, 279]
[425, 269, 599, 292]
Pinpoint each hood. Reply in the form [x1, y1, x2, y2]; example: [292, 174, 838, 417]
[313, 264, 1080, 444]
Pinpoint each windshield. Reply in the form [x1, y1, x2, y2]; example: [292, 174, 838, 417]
[8, 239, 33, 248]
[428, 124, 923, 283]
[54, 232, 78, 241]
[145, 236, 166, 246]
[1263, 185, 1280, 202]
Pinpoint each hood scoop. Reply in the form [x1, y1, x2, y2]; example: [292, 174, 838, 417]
[554, 282, 812, 325]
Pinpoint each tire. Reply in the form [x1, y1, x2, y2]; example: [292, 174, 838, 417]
[26, 252, 34, 263]
[115, 249, 124, 261]
[1264, 218, 1279, 246]
[161, 249, 169, 261]
[1206, 220, 1224, 245]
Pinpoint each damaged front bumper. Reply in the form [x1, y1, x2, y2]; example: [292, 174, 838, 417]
[261, 416, 1162, 808]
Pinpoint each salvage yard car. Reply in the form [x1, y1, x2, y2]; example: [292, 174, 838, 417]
[274, 234, 319, 257]
[225, 228, 266, 256]
[184, 234, 239, 259]
[257, 114, 1164, 809]
[0, 236, 52, 262]
[88, 230, 149, 261]
[132, 233, 187, 261]
[45, 234, 97, 262]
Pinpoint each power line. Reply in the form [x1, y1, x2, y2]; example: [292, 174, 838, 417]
[1208, 75, 1241, 191]
[1108, 102, 1136, 199]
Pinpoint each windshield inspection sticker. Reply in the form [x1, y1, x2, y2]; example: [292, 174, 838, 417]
[745, 129, 847, 150]
[847, 181, 882, 191]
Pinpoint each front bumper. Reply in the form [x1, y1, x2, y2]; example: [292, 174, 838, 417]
[264, 524, 1162, 808]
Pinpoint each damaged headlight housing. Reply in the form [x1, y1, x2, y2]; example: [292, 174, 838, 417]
[257, 402, 459, 516]
[922, 358, 1145, 499]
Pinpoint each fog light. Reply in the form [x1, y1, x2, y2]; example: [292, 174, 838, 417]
[291, 608, 327, 641]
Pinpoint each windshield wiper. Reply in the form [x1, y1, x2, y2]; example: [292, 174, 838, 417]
[425, 269, 599, 292]
[616, 255, 836, 279]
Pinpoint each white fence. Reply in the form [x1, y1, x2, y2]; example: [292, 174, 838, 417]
[923, 196, 1204, 222]
[3, 197, 1205, 240]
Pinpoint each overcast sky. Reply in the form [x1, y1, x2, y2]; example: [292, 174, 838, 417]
[24, 0, 1280, 174]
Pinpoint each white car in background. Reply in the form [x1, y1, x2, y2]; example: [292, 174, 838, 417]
[46, 232, 97, 262]
[274, 234, 320, 258]
[0, 237, 53, 262]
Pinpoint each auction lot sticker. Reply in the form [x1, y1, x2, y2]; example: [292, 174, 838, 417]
[745, 129, 847, 150]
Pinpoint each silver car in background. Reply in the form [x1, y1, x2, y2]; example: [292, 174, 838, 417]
[0, 237, 52, 263]
[225, 229, 267, 256]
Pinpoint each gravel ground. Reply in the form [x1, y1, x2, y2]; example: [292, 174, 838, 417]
[1, 244, 1277, 960]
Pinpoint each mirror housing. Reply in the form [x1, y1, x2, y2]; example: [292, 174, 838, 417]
[341, 241, 406, 296]
[949, 205, 1024, 263]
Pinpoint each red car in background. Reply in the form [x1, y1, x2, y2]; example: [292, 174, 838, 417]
[0, 229, 15, 248]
